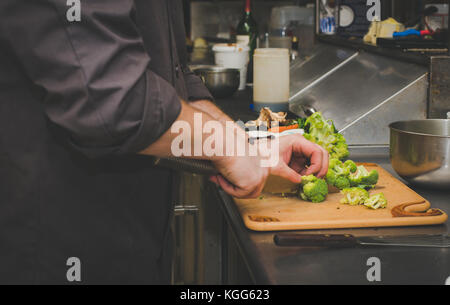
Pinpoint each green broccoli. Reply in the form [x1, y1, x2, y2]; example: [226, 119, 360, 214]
[326, 158, 356, 190]
[325, 170, 337, 186]
[334, 176, 351, 190]
[344, 160, 357, 173]
[364, 193, 387, 210]
[340, 187, 370, 206]
[302, 112, 349, 161]
[349, 165, 379, 187]
[298, 175, 329, 203]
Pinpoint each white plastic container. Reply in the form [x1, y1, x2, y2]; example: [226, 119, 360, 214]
[253, 48, 290, 112]
[212, 44, 250, 90]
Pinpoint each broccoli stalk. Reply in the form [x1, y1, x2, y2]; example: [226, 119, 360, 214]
[298, 175, 329, 203]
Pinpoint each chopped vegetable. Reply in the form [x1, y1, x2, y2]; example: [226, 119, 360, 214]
[349, 165, 379, 188]
[364, 193, 388, 210]
[268, 124, 299, 133]
[298, 175, 329, 203]
[326, 158, 358, 190]
[340, 187, 369, 206]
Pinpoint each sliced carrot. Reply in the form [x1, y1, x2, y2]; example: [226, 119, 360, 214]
[268, 124, 299, 133]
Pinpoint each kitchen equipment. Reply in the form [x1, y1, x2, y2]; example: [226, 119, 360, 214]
[212, 44, 249, 90]
[269, 5, 314, 37]
[389, 119, 450, 190]
[335, 0, 372, 38]
[426, 4, 449, 30]
[193, 66, 240, 98]
[233, 163, 447, 231]
[253, 48, 290, 112]
[274, 233, 450, 248]
[363, 18, 405, 45]
[289, 43, 428, 146]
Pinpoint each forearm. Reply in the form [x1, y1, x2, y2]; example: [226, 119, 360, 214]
[189, 99, 233, 123]
[140, 100, 248, 160]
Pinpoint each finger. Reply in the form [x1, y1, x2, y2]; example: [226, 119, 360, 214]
[303, 143, 323, 176]
[291, 137, 324, 176]
[272, 163, 303, 184]
[317, 148, 329, 178]
[216, 175, 255, 198]
[209, 175, 220, 185]
[243, 181, 266, 199]
[240, 170, 268, 199]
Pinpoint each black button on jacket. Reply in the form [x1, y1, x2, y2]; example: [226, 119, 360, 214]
[0, 0, 212, 284]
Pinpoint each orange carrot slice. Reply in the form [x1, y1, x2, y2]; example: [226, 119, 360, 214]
[268, 124, 299, 133]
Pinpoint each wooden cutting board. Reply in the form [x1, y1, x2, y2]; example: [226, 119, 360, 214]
[234, 163, 448, 231]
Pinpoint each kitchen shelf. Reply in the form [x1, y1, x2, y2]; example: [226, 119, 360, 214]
[317, 34, 448, 67]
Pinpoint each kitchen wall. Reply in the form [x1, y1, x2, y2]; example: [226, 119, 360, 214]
[185, 0, 314, 41]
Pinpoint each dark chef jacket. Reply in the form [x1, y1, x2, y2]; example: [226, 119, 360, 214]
[0, 0, 212, 284]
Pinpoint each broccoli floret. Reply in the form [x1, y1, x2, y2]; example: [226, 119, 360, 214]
[328, 158, 350, 176]
[301, 174, 318, 186]
[349, 165, 379, 187]
[330, 141, 349, 160]
[340, 187, 370, 206]
[302, 112, 349, 161]
[334, 176, 351, 190]
[344, 160, 357, 173]
[329, 158, 342, 169]
[364, 193, 387, 210]
[326, 158, 356, 190]
[298, 175, 329, 203]
[325, 170, 337, 186]
[362, 170, 379, 185]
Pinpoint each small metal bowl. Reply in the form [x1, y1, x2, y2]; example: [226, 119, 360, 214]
[193, 67, 240, 99]
[389, 119, 450, 190]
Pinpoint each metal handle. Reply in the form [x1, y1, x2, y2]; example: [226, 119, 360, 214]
[173, 204, 200, 284]
[302, 105, 317, 117]
[152, 157, 218, 175]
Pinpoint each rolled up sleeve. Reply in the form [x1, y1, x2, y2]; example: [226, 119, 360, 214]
[0, 0, 181, 158]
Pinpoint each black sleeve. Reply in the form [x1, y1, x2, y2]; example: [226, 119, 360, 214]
[0, 0, 181, 158]
[183, 66, 214, 102]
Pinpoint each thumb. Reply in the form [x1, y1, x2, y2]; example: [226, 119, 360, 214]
[271, 163, 303, 184]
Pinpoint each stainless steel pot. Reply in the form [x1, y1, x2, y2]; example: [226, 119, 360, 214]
[193, 67, 240, 99]
[389, 119, 450, 189]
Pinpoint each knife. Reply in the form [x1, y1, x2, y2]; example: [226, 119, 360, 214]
[274, 233, 450, 248]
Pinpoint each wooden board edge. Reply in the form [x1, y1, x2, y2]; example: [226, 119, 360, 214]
[243, 212, 448, 232]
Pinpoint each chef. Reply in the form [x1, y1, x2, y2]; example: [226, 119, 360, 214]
[0, 0, 328, 284]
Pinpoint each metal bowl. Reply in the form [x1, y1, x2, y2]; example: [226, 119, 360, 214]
[389, 119, 450, 190]
[193, 67, 240, 99]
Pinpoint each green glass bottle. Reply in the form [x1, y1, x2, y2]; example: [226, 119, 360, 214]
[236, 0, 258, 83]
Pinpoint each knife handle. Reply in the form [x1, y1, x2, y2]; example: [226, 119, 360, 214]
[274, 233, 358, 248]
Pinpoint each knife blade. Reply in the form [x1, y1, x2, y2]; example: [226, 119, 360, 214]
[274, 233, 450, 248]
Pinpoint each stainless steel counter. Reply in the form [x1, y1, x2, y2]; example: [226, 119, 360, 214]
[212, 90, 450, 285]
